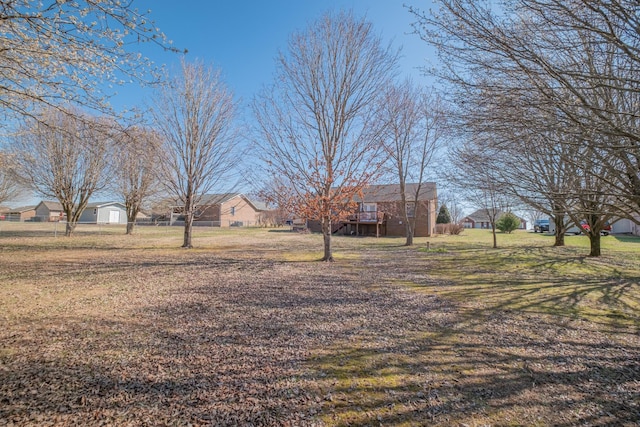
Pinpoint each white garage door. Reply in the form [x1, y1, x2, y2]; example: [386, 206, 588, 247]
[109, 210, 120, 224]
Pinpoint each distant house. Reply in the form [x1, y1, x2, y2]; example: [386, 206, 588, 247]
[79, 202, 128, 224]
[34, 201, 65, 222]
[463, 209, 527, 230]
[169, 193, 266, 227]
[308, 183, 438, 237]
[610, 215, 640, 236]
[2, 205, 36, 222]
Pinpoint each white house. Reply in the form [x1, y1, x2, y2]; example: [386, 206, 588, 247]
[79, 202, 127, 224]
[610, 215, 640, 236]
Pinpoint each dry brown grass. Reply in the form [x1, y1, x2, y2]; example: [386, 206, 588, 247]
[0, 224, 638, 426]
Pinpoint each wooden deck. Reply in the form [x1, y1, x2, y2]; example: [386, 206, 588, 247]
[334, 211, 386, 237]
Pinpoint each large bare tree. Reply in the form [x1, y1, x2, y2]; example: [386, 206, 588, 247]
[112, 125, 162, 235]
[152, 60, 239, 249]
[11, 108, 111, 236]
[0, 0, 175, 121]
[410, 0, 640, 256]
[381, 81, 445, 245]
[253, 11, 398, 261]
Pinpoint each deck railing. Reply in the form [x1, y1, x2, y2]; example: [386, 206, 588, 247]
[346, 211, 385, 223]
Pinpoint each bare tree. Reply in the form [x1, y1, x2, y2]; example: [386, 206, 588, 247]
[437, 190, 465, 224]
[381, 81, 445, 245]
[0, 151, 24, 205]
[253, 11, 398, 261]
[152, 60, 239, 249]
[410, 0, 640, 255]
[11, 108, 111, 236]
[449, 143, 515, 249]
[112, 126, 162, 234]
[0, 0, 176, 121]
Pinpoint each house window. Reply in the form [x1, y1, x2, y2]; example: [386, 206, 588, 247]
[93, 209, 97, 215]
[231, 206, 235, 216]
[406, 202, 415, 218]
[361, 203, 377, 221]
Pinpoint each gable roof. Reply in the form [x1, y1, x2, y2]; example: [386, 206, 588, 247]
[251, 200, 269, 211]
[85, 201, 125, 209]
[353, 183, 437, 203]
[465, 209, 502, 222]
[166, 193, 266, 212]
[199, 193, 242, 205]
[6, 205, 36, 213]
[37, 200, 63, 211]
[465, 209, 525, 222]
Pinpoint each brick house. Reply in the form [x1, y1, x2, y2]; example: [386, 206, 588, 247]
[463, 209, 527, 229]
[2, 205, 36, 222]
[308, 183, 438, 237]
[169, 193, 265, 227]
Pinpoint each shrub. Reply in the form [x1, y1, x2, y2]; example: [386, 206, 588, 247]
[496, 212, 521, 233]
[436, 205, 452, 224]
[435, 223, 465, 235]
[449, 223, 465, 235]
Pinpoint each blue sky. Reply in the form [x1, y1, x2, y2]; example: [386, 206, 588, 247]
[9, 1, 439, 207]
[111, 0, 437, 112]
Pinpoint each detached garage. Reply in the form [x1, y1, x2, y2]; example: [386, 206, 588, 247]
[79, 202, 127, 225]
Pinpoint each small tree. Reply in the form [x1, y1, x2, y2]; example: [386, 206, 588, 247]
[112, 126, 162, 235]
[496, 212, 521, 234]
[436, 204, 452, 224]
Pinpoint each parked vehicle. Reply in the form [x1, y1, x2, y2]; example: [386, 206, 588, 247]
[533, 219, 550, 233]
[568, 221, 612, 236]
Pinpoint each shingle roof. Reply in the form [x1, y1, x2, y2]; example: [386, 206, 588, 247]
[199, 193, 242, 205]
[353, 183, 437, 203]
[39, 201, 63, 211]
[5, 205, 36, 213]
[465, 209, 524, 222]
[85, 201, 125, 209]
[465, 209, 496, 222]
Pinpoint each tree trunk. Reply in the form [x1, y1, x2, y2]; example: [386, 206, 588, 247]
[182, 194, 194, 248]
[553, 215, 565, 247]
[588, 232, 601, 257]
[405, 228, 414, 246]
[405, 216, 415, 246]
[125, 204, 137, 235]
[126, 220, 135, 235]
[64, 208, 75, 237]
[183, 214, 193, 248]
[492, 223, 497, 248]
[321, 217, 333, 261]
[65, 221, 75, 237]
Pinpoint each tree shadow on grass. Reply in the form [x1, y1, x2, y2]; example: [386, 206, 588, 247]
[2, 242, 638, 426]
[299, 245, 640, 425]
[310, 324, 640, 426]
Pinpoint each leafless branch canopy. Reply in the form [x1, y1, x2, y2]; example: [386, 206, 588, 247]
[253, 11, 399, 260]
[152, 60, 240, 248]
[10, 108, 111, 235]
[0, 0, 177, 120]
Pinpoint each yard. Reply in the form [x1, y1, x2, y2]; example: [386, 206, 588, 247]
[0, 223, 638, 426]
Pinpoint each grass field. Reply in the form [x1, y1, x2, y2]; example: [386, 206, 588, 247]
[0, 223, 638, 426]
